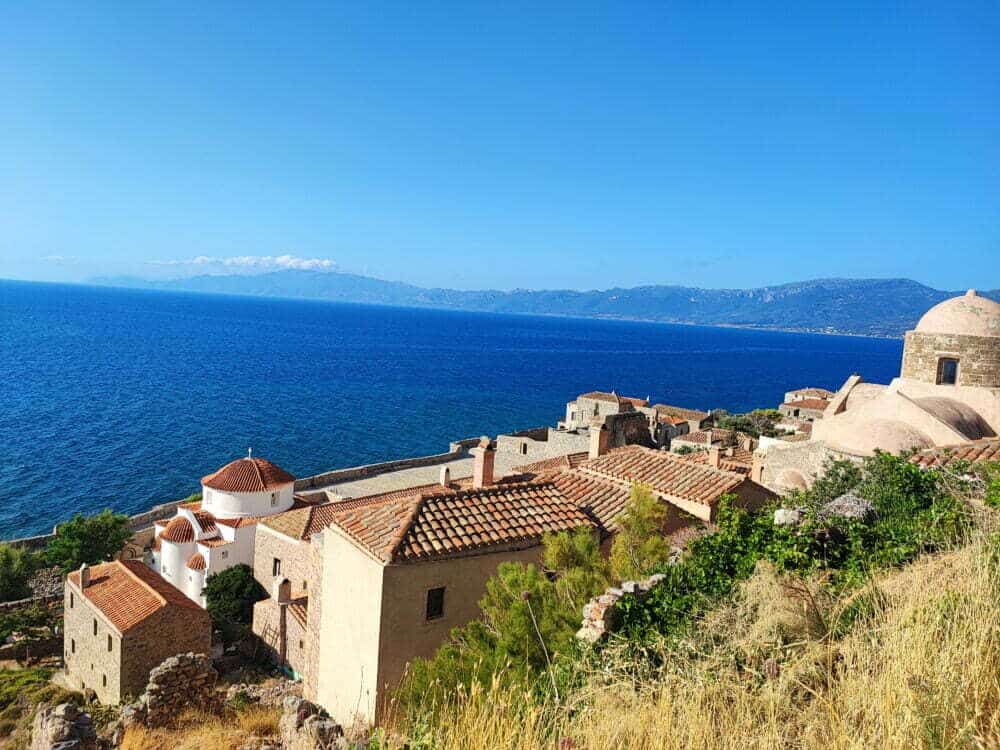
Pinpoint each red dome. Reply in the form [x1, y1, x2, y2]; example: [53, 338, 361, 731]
[161, 516, 195, 543]
[185, 553, 207, 571]
[201, 457, 295, 493]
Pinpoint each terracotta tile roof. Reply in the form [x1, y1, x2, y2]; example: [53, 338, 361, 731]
[582, 445, 747, 506]
[329, 482, 596, 564]
[910, 438, 1000, 469]
[545, 470, 633, 532]
[658, 414, 688, 426]
[193, 511, 218, 535]
[198, 537, 233, 548]
[214, 516, 259, 528]
[202, 456, 295, 493]
[514, 453, 590, 474]
[185, 553, 207, 570]
[68, 560, 206, 633]
[180, 500, 202, 510]
[578, 391, 649, 407]
[672, 428, 739, 447]
[787, 387, 835, 399]
[781, 398, 831, 412]
[681, 446, 755, 474]
[653, 404, 711, 422]
[160, 516, 195, 543]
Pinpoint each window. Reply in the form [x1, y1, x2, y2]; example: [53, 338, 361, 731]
[102, 675, 107, 688]
[107, 635, 112, 652]
[937, 358, 959, 385]
[270, 492, 278, 507]
[220, 550, 228, 559]
[70, 639, 75, 654]
[425, 587, 445, 621]
[302, 580, 308, 590]
[520, 443, 528, 455]
[93, 619, 98, 636]
[70, 593, 74, 608]
[298, 640, 304, 650]
[272, 558, 282, 576]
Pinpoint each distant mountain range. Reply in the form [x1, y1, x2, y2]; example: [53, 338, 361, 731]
[88, 272, 1000, 338]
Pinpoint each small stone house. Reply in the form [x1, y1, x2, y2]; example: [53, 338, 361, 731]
[63, 559, 211, 704]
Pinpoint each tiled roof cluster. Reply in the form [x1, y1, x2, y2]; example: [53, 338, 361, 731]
[681, 445, 755, 474]
[578, 391, 649, 407]
[202, 456, 295, 493]
[910, 438, 1000, 469]
[546, 469, 633, 531]
[788, 387, 835, 399]
[515, 453, 589, 474]
[330, 482, 595, 564]
[160, 516, 195, 543]
[581, 445, 746, 506]
[68, 560, 206, 633]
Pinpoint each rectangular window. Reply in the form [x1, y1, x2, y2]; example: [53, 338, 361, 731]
[220, 550, 228, 559]
[272, 558, 281, 576]
[70, 593, 74, 608]
[425, 587, 445, 621]
[93, 619, 98, 636]
[937, 358, 959, 385]
[270, 492, 278, 507]
[102, 675, 107, 688]
[107, 634, 112, 652]
[71, 639, 75, 654]
[520, 443, 528, 455]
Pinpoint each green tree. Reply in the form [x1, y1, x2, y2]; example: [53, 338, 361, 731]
[44, 510, 132, 573]
[610, 483, 673, 580]
[204, 564, 266, 643]
[542, 527, 611, 613]
[0, 543, 40, 603]
[712, 409, 784, 438]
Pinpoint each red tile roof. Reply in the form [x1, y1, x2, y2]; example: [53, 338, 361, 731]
[545, 469, 633, 532]
[185, 553, 207, 570]
[653, 404, 711, 422]
[672, 428, 739, 447]
[514, 453, 590, 474]
[681, 445, 755, 474]
[909, 438, 1000, 469]
[160, 516, 195, 543]
[787, 387, 835, 399]
[578, 391, 649, 407]
[214, 515, 259, 529]
[582, 445, 748, 506]
[68, 560, 206, 633]
[329, 482, 596, 564]
[202, 457, 295, 493]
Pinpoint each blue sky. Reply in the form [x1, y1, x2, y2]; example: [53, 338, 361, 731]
[1, 2, 998, 291]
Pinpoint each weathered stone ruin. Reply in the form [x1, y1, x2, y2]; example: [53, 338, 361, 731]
[576, 573, 668, 643]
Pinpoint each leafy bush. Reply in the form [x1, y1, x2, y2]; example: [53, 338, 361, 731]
[45, 509, 133, 572]
[712, 409, 784, 438]
[0, 603, 59, 641]
[204, 564, 266, 643]
[0, 543, 41, 603]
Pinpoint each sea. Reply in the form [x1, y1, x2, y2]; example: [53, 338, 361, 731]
[0, 279, 904, 539]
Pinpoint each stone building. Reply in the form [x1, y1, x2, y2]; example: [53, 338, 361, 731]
[560, 391, 650, 430]
[149, 453, 310, 605]
[761, 290, 1000, 491]
[63, 560, 211, 704]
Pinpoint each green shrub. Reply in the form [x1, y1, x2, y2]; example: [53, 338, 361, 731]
[45, 509, 133, 573]
[0, 543, 41, 603]
[610, 484, 674, 581]
[204, 564, 266, 643]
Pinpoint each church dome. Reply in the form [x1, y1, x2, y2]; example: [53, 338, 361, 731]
[913, 397, 995, 441]
[202, 456, 295, 493]
[161, 516, 195, 543]
[185, 553, 207, 571]
[828, 419, 933, 457]
[915, 290, 1000, 338]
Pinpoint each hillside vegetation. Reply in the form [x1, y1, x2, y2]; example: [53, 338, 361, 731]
[379, 454, 999, 749]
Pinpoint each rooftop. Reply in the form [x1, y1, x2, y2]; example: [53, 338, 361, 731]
[577, 391, 649, 407]
[787, 387, 835, 399]
[328, 481, 596, 564]
[68, 560, 206, 633]
[652, 403, 711, 421]
[672, 428, 740, 446]
[202, 456, 295, 493]
[781, 398, 831, 412]
[909, 438, 1000, 469]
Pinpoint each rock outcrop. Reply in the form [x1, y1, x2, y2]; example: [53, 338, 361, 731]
[278, 696, 346, 750]
[30, 703, 104, 750]
[576, 573, 667, 643]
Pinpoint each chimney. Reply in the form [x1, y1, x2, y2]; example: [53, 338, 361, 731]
[741, 435, 755, 451]
[707, 446, 721, 469]
[472, 436, 495, 489]
[751, 451, 765, 484]
[439, 465, 451, 487]
[589, 420, 611, 459]
[79, 563, 90, 589]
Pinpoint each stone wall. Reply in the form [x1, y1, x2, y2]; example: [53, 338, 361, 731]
[30, 703, 104, 750]
[901, 331, 1000, 388]
[63, 581, 125, 704]
[295, 446, 470, 491]
[576, 573, 669, 643]
[125, 652, 220, 728]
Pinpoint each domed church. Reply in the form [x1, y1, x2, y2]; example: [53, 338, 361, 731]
[149, 453, 298, 605]
[761, 290, 1000, 491]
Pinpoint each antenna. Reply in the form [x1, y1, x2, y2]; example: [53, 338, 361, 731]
[248, 447, 253, 459]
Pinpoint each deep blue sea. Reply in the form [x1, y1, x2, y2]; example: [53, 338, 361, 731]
[0, 280, 904, 539]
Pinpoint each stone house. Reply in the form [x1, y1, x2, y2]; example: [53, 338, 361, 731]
[649, 403, 713, 433]
[778, 397, 831, 421]
[63, 560, 211, 704]
[560, 391, 650, 430]
[670, 427, 744, 453]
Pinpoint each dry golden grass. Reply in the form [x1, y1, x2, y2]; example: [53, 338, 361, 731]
[120, 706, 280, 750]
[385, 531, 1000, 750]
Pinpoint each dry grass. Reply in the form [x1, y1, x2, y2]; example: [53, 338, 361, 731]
[384, 531, 1000, 750]
[120, 706, 280, 750]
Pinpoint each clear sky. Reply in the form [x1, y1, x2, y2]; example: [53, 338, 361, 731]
[2, 2, 998, 291]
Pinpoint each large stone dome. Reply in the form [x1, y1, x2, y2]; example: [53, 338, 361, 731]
[827, 419, 933, 457]
[915, 290, 1000, 338]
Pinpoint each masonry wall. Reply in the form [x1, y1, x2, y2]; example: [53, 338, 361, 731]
[301, 531, 325, 699]
[375, 545, 544, 719]
[63, 583, 123, 704]
[901, 331, 1000, 388]
[120, 607, 212, 702]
